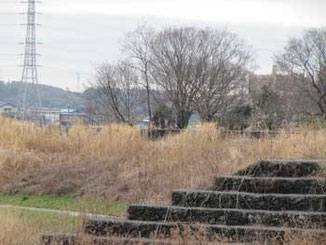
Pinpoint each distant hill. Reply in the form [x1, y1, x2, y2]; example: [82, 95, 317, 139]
[0, 81, 86, 109]
[0, 81, 159, 121]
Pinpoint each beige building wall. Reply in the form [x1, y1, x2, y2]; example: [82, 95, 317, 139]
[248, 66, 318, 126]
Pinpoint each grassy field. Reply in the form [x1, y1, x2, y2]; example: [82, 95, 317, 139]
[0, 116, 326, 244]
[0, 194, 127, 216]
[0, 207, 79, 245]
[0, 194, 126, 244]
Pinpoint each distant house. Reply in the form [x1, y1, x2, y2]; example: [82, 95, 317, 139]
[188, 112, 201, 128]
[60, 108, 87, 126]
[41, 108, 61, 125]
[27, 107, 61, 125]
[136, 119, 150, 129]
[0, 101, 16, 117]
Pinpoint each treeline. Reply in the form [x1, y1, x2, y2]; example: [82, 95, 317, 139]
[4, 25, 325, 130]
[0, 81, 18, 103]
[87, 25, 326, 129]
[87, 26, 252, 128]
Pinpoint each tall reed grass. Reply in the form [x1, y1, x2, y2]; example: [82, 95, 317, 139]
[1, 116, 326, 202]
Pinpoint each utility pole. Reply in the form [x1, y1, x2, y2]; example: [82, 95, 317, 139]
[17, 0, 42, 123]
[76, 72, 81, 91]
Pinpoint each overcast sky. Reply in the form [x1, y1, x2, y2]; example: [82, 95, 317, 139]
[0, 0, 324, 91]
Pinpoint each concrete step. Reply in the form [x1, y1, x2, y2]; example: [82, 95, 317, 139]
[83, 218, 326, 243]
[42, 234, 176, 245]
[42, 234, 247, 245]
[213, 176, 326, 194]
[171, 190, 326, 212]
[236, 160, 326, 177]
[128, 205, 326, 228]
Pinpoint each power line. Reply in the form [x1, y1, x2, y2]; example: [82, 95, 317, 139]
[0, 13, 21, 15]
[0, 2, 20, 4]
[0, 24, 23, 26]
[0, 53, 22, 55]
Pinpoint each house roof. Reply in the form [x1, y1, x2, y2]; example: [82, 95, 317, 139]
[60, 108, 86, 116]
[0, 101, 15, 108]
[60, 108, 79, 114]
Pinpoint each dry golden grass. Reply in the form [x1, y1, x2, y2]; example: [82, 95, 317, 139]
[0, 209, 39, 245]
[283, 232, 326, 245]
[0, 208, 81, 245]
[1, 116, 326, 244]
[1, 116, 326, 203]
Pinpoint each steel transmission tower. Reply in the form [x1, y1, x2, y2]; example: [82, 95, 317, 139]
[18, 0, 42, 122]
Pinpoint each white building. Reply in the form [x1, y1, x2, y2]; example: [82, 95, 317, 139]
[0, 101, 16, 117]
[28, 107, 61, 125]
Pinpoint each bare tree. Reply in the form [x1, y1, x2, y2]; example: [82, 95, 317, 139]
[90, 62, 139, 124]
[276, 28, 326, 117]
[88, 26, 252, 128]
[194, 30, 251, 121]
[149, 27, 251, 128]
[149, 27, 205, 128]
[122, 25, 155, 121]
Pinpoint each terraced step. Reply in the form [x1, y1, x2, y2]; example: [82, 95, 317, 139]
[42, 234, 175, 245]
[40, 159, 326, 244]
[42, 234, 247, 245]
[213, 176, 326, 194]
[83, 218, 326, 243]
[236, 160, 326, 177]
[128, 205, 326, 228]
[172, 190, 326, 212]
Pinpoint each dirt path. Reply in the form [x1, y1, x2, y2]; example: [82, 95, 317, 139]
[0, 204, 119, 219]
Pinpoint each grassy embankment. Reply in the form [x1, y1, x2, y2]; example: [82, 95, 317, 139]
[2, 116, 326, 204]
[1, 116, 326, 244]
